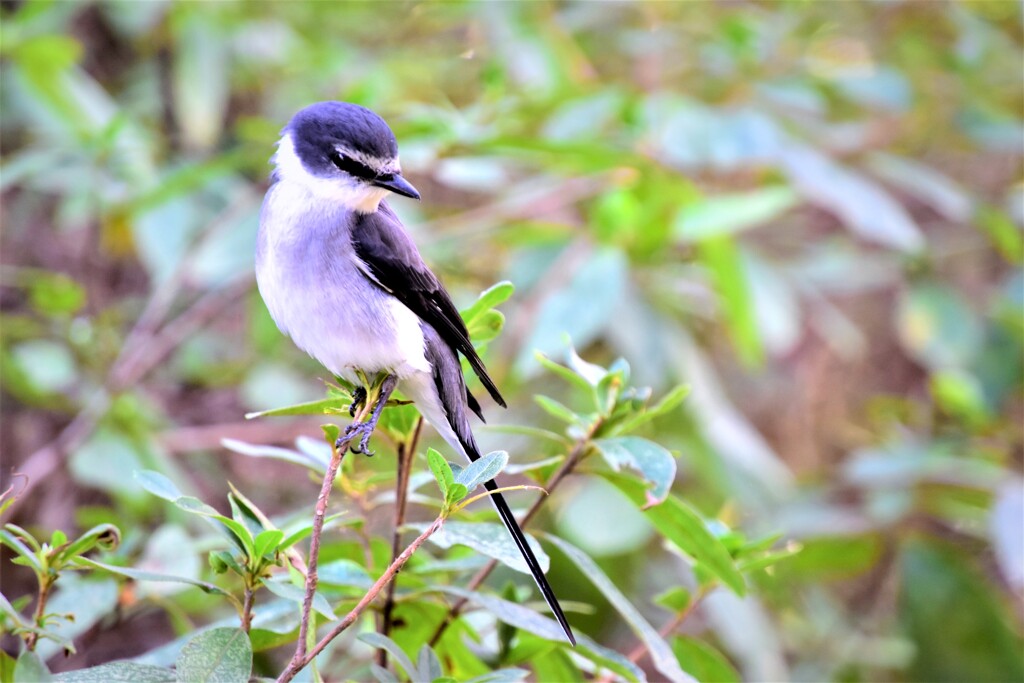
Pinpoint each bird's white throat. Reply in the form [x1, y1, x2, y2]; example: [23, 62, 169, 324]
[272, 133, 389, 213]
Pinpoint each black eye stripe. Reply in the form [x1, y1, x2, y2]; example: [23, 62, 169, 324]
[329, 151, 384, 181]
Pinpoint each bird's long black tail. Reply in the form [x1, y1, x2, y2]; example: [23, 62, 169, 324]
[481, 477, 576, 646]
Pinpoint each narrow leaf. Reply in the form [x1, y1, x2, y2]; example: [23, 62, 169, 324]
[454, 451, 509, 491]
[358, 633, 417, 682]
[543, 534, 696, 683]
[414, 521, 549, 575]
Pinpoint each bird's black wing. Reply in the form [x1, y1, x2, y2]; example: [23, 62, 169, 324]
[350, 202, 506, 410]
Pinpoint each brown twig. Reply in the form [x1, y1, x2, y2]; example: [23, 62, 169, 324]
[240, 586, 256, 634]
[25, 577, 55, 651]
[277, 516, 444, 683]
[427, 419, 601, 647]
[627, 589, 707, 664]
[378, 417, 424, 667]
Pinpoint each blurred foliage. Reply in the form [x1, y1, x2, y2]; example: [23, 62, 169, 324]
[1, 1, 1022, 681]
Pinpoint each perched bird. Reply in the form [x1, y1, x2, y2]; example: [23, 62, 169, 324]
[255, 101, 575, 645]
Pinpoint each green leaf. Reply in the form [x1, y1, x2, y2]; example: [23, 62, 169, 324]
[0, 528, 43, 573]
[674, 186, 799, 241]
[243, 396, 348, 419]
[71, 557, 233, 599]
[317, 559, 374, 589]
[55, 662, 175, 682]
[534, 395, 581, 425]
[221, 438, 329, 474]
[252, 530, 284, 559]
[464, 669, 530, 683]
[594, 437, 676, 506]
[175, 628, 252, 683]
[608, 476, 745, 595]
[369, 664, 400, 683]
[670, 637, 740, 683]
[460, 281, 515, 325]
[321, 423, 341, 446]
[416, 521, 549, 575]
[427, 448, 455, 500]
[455, 451, 509, 491]
[543, 534, 696, 683]
[14, 650, 51, 683]
[698, 236, 762, 367]
[445, 482, 470, 508]
[654, 587, 691, 613]
[535, 352, 598, 395]
[436, 587, 644, 681]
[58, 524, 121, 562]
[613, 384, 691, 435]
[901, 540, 1024, 682]
[358, 633, 417, 682]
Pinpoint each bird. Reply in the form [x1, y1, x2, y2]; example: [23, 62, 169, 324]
[255, 101, 575, 646]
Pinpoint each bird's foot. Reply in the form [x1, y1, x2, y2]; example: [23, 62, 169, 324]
[339, 420, 376, 456]
[348, 386, 367, 417]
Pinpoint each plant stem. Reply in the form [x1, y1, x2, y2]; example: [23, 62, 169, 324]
[241, 585, 255, 634]
[277, 516, 444, 683]
[378, 417, 423, 668]
[427, 420, 600, 647]
[25, 576, 54, 651]
[626, 588, 707, 664]
[283, 400, 370, 675]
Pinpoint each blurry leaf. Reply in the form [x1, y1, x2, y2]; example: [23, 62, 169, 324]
[14, 650, 51, 683]
[774, 535, 881, 581]
[896, 283, 983, 369]
[416, 521, 549, 575]
[698, 237, 763, 367]
[416, 645, 443, 682]
[263, 579, 336, 620]
[565, 346, 608, 386]
[317, 559, 373, 589]
[975, 205, 1024, 263]
[613, 384, 690, 435]
[10, 340, 76, 393]
[369, 664, 399, 683]
[865, 152, 973, 222]
[55, 662, 175, 682]
[833, 66, 911, 111]
[241, 364, 316, 414]
[435, 157, 510, 192]
[34, 577, 119, 660]
[543, 535, 695, 683]
[25, 271, 86, 317]
[221, 438, 329, 474]
[594, 437, 676, 506]
[72, 557, 232, 599]
[464, 669, 530, 683]
[436, 587, 645, 681]
[358, 633, 417, 682]
[515, 247, 627, 375]
[534, 395, 581, 425]
[454, 451, 509, 491]
[606, 476, 745, 595]
[71, 433, 149, 500]
[654, 587, 692, 613]
[989, 482, 1024, 591]
[134, 525, 200, 599]
[901, 541, 1024, 682]
[535, 352, 596, 395]
[779, 145, 925, 253]
[175, 628, 252, 683]
[172, 13, 228, 150]
[59, 523, 121, 561]
[674, 187, 799, 241]
[188, 206, 259, 287]
[671, 637, 741, 683]
[557, 476, 653, 557]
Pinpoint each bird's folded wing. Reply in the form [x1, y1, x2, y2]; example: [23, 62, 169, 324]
[349, 202, 506, 409]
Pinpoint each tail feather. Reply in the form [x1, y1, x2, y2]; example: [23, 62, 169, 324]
[416, 325, 575, 645]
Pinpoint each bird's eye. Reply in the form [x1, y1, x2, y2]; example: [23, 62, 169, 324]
[328, 151, 378, 181]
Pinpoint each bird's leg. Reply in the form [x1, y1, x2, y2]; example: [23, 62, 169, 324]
[338, 374, 398, 456]
[348, 386, 367, 417]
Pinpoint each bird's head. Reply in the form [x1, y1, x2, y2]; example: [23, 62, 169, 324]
[273, 101, 420, 213]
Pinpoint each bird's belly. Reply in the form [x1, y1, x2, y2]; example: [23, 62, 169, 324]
[256, 250, 428, 381]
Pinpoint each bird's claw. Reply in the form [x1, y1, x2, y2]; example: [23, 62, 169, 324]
[348, 386, 367, 418]
[339, 421, 375, 456]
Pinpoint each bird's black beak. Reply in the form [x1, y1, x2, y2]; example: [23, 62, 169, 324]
[373, 174, 420, 200]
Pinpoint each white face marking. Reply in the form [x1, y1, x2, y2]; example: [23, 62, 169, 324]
[335, 145, 401, 176]
[272, 133, 390, 213]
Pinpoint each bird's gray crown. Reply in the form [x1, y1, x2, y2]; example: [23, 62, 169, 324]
[286, 101, 400, 179]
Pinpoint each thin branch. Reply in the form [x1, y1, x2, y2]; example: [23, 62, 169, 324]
[379, 417, 424, 667]
[427, 419, 601, 647]
[277, 516, 444, 683]
[240, 586, 256, 634]
[627, 589, 707, 664]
